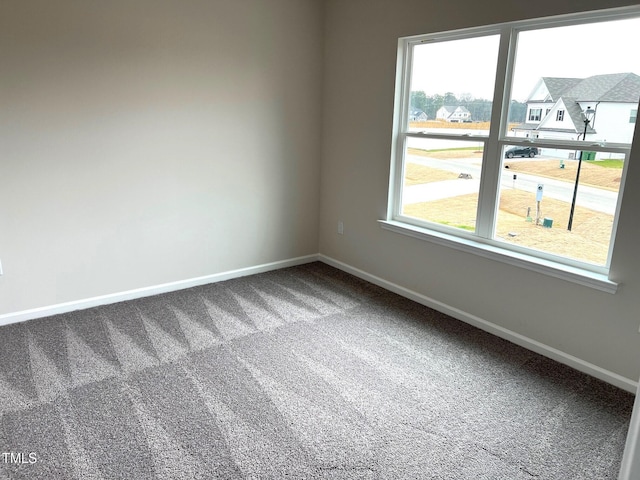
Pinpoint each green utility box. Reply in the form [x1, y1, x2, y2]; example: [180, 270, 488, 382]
[583, 151, 596, 160]
[542, 218, 553, 228]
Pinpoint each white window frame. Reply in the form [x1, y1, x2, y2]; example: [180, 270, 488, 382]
[383, 6, 640, 293]
[556, 109, 565, 121]
[529, 108, 542, 122]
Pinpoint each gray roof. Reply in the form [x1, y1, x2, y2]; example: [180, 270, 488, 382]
[540, 77, 582, 101]
[543, 73, 640, 103]
[561, 97, 596, 135]
[524, 73, 640, 135]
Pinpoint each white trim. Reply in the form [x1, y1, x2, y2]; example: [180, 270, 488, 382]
[379, 220, 618, 293]
[4, 251, 633, 392]
[0, 254, 320, 327]
[389, 7, 640, 281]
[318, 254, 636, 393]
[619, 384, 640, 479]
[400, 5, 640, 43]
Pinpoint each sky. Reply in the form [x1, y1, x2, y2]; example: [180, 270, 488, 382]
[411, 16, 640, 102]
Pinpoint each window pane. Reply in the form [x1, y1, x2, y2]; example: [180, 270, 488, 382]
[496, 145, 623, 265]
[507, 18, 640, 143]
[408, 35, 499, 134]
[401, 138, 484, 232]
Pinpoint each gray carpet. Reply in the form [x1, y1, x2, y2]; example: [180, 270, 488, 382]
[0, 262, 633, 479]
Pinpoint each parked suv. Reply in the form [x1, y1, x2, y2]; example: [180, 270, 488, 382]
[505, 146, 539, 158]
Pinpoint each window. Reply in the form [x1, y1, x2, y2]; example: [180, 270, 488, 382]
[529, 108, 542, 122]
[387, 7, 640, 284]
[632, 109, 638, 123]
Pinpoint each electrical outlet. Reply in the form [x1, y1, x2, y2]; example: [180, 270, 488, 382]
[338, 221, 344, 235]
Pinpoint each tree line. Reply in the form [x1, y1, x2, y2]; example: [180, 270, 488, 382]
[410, 91, 527, 123]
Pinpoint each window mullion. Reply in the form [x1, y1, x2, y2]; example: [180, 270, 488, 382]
[475, 27, 516, 238]
[389, 39, 413, 220]
[388, 7, 638, 273]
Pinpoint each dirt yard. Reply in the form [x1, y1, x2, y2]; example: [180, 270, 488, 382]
[504, 159, 623, 190]
[406, 149, 623, 190]
[408, 147, 483, 161]
[402, 157, 622, 265]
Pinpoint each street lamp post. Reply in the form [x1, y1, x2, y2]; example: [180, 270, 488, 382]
[567, 107, 595, 231]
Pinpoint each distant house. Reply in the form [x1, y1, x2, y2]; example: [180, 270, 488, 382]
[511, 72, 640, 158]
[436, 105, 471, 122]
[409, 109, 428, 121]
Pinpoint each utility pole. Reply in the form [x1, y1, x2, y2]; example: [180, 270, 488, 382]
[567, 107, 595, 231]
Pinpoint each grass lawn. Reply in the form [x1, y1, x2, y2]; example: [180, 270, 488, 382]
[504, 159, 623, 190]
[584, 159, 624, 169]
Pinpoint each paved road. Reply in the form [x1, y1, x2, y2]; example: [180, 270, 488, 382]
[403, 154, 618, 215]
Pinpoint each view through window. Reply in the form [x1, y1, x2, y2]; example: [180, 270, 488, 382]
[393, 9, 640, 270]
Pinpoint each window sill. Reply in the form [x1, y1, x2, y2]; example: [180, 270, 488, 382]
[379, 220, 618, 294]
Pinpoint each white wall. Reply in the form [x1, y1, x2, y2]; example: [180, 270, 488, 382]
[538, 100, 569, 131]
[3, 0, 640, 386]
[591, 102, 638, 144]
[0, 0, 323, 315]
[320, 0, 640, 382]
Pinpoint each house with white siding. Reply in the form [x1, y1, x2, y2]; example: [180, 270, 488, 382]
[511, 72, 640, 158]
[436, 105, 471, 122]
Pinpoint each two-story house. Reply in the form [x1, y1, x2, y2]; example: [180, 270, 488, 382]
[511, 72, 640, 158]
[436, 105, 471, 122]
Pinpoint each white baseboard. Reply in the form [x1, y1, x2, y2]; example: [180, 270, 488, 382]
[318, 254, 638, 394]
[619, 391, 640, 479]
[0, 254, 320, 327]
[3, 252, 635, 393]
